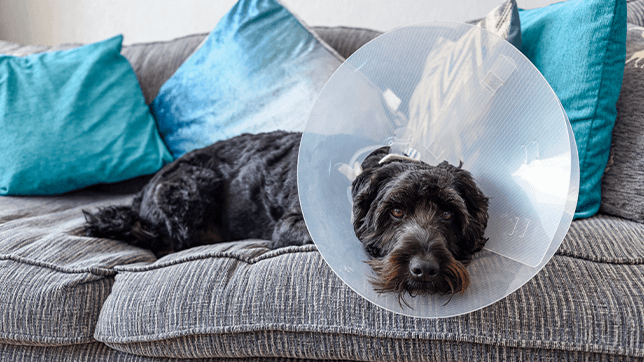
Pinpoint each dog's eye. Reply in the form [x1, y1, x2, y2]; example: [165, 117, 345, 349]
[391, 209, 404, 218]
[442, 211, 453, 220]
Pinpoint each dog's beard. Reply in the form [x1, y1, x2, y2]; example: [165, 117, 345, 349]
[356, 212, 473, 307]
[365, 240, 470, 308]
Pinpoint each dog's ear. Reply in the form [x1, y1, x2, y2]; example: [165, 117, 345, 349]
[360, 146, 390, 172]
[351, 147, 389, 231]
[439, 162, 490, 253]
[351, 166, 377, 228]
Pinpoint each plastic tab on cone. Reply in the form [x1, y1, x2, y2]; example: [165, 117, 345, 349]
[297, 22, 579, 318]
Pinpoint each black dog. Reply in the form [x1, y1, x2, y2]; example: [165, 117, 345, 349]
[351, 147, 489, 303]
[84, 131, 489, 301]
[84, 131, 310, 256]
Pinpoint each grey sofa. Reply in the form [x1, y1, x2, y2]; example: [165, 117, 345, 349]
[1, 23, 644, 362]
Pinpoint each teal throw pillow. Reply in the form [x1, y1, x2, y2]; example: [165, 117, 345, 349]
[0, 35, 173, 195]
[151, 0, 344, 159]
[519, 0, 627, 219]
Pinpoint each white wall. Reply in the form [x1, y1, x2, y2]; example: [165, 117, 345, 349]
[0, 0, 558, 46]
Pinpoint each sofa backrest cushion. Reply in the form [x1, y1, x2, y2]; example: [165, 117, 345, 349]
[600, 23, 644, 223]
[627, 0, 644, 25]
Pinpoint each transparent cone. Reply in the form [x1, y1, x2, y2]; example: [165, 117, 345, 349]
[298, 22, 579, 318]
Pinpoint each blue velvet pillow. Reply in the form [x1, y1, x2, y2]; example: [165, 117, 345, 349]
[151, 0, 343, 158]
[0, 35, 173, 195]
[519, 0, 627, 219]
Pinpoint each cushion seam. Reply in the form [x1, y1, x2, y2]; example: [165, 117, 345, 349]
[114, 245, 319, 273]
[0, 254, 116, 276]
[0, 331, 94, 346]
[555, 249, 644, 264]
[96, 324, 644, 358]
[113, 246, 644, 272]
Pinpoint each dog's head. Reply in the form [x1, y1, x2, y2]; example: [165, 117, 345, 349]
[351, 147, 489, 305]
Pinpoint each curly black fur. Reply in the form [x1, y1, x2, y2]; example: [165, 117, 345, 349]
[84, 132, 489, 303]
[84, 131, 310, 257]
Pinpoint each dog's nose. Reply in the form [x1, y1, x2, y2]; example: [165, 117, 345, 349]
[409, 256, 439, 279]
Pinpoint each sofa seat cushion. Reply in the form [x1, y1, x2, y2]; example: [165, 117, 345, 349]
[558, 213, 644, 263]
[94, 214, 644, 360]
[0, 191, 155, 346]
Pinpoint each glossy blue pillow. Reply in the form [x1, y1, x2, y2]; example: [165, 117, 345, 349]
[0, 35, 173, 195]
[151, 0, 343, 158]
[519, 0, 627, 219]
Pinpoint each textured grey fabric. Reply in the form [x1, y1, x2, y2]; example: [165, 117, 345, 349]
[5, 342, 637, 362]
[312, 26, 381, 60]
[601, 24, 644, 223]
[0, 342, 142, 362]
[93, 214, 644, 361]
[0, 342, 342, 362]
[628, 0, 644, 26]
[1, 343, 642, 362]
[120, 34, 207, 104]
[0, 191, 154, 345]
[559, 213, 644, 262]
